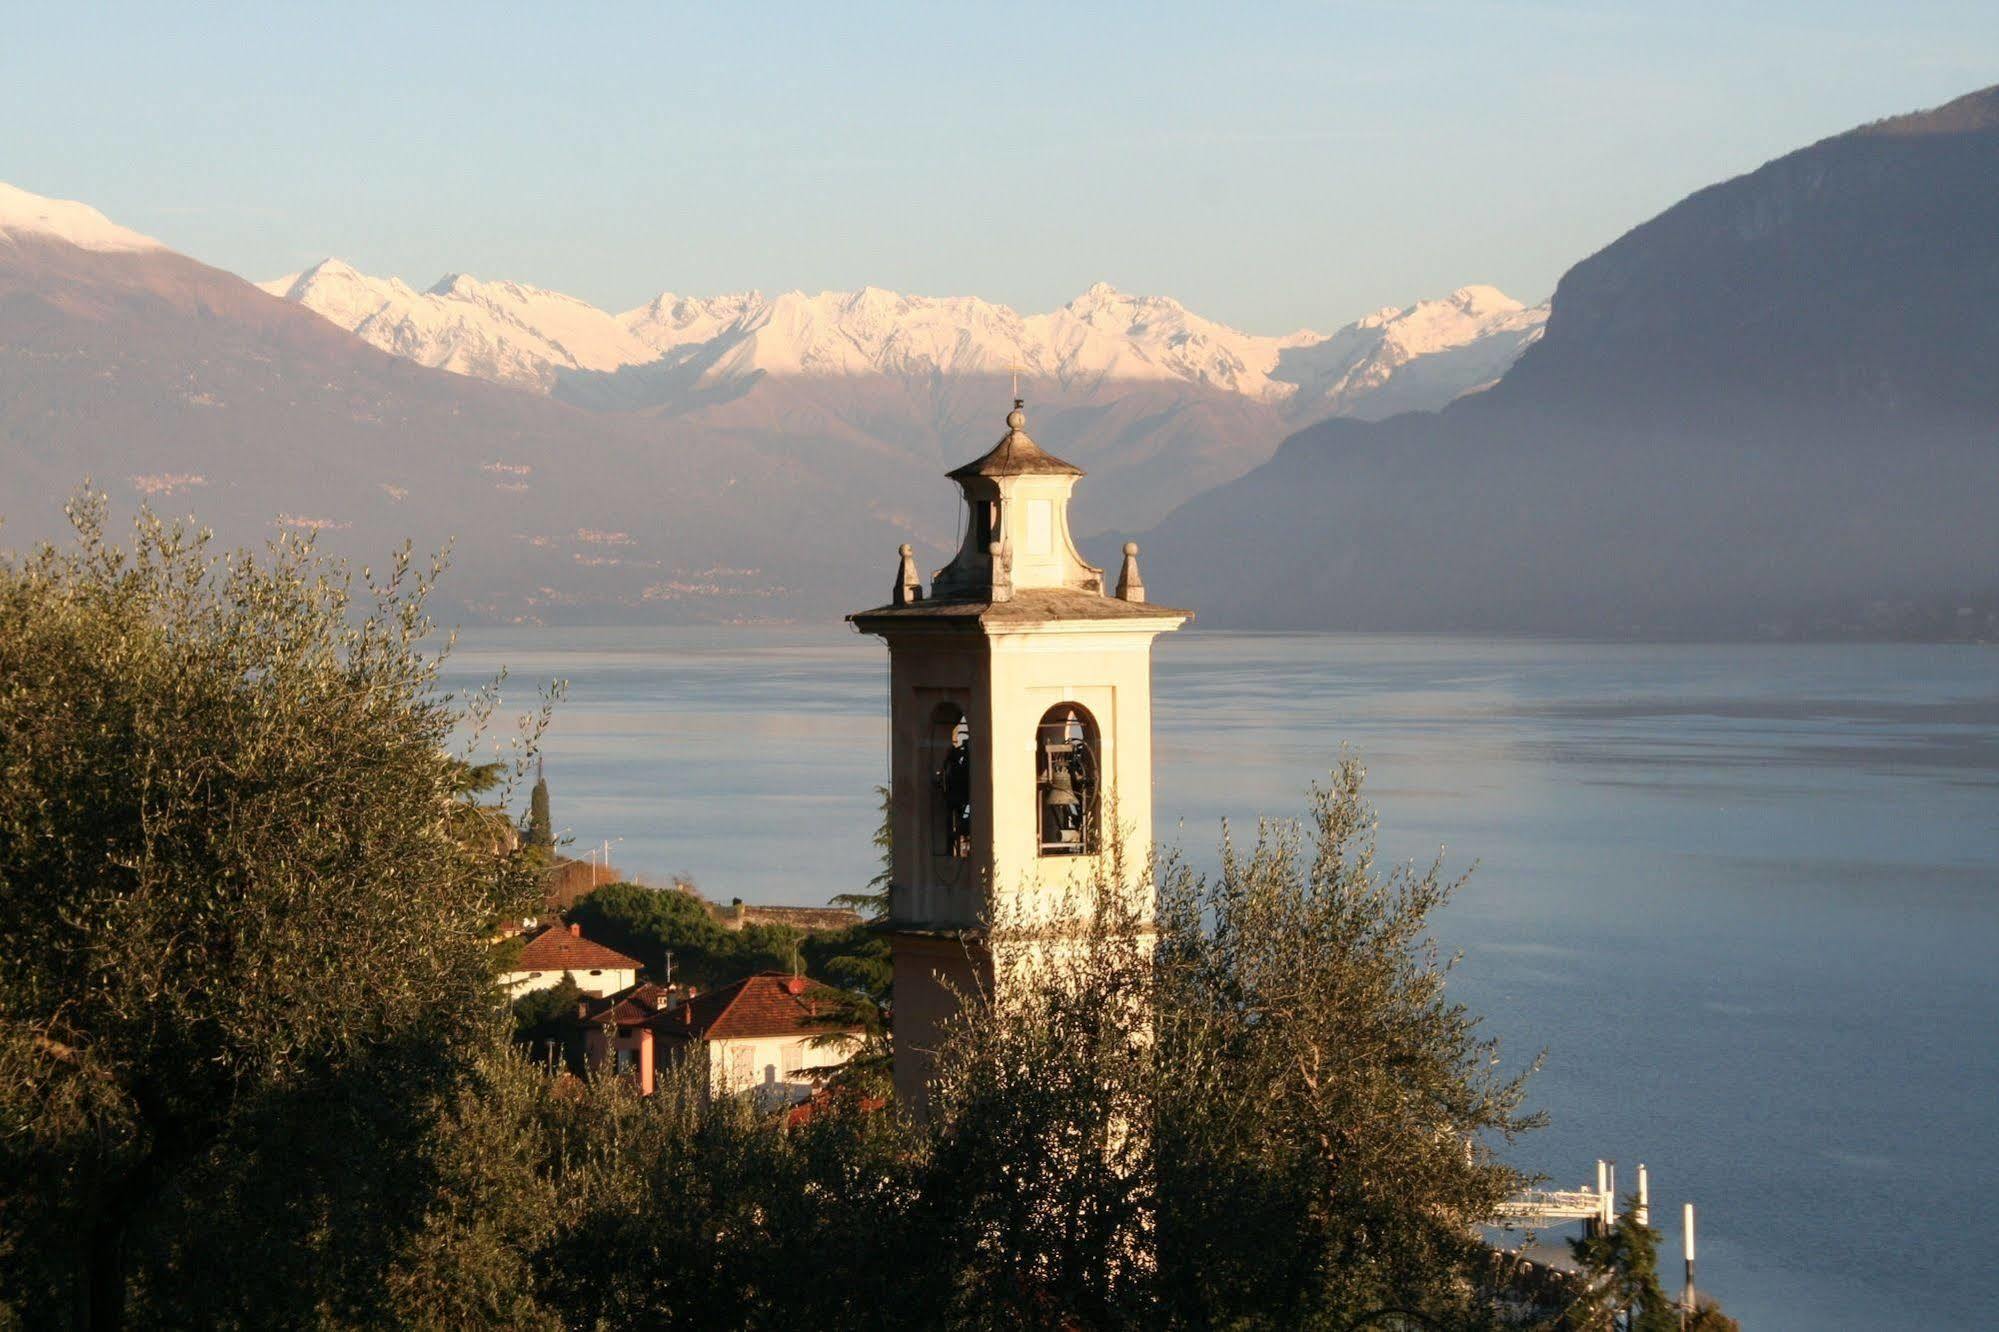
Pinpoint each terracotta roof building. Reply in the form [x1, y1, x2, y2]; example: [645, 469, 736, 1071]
[574, 981, 683, 1089]
[501, 923, 642, 999]
[578, 972, 865, 1103]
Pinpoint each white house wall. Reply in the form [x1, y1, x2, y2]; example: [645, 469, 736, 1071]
[501, 965, 638, 1000]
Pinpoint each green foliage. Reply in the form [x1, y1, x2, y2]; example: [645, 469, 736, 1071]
[798, 923, 893, 1091]
[1570, 1200, 1677, 1331]
[801, 923, 891, 1003]
[1570, 1201, 1737, 1332]
[1686, 1297, 1741, 1331]
[567, 881, 801, 989]
[449, 758, 508, 798]
[807, 788, 895, 1090]
[0, 501, 1626, 1330]
[388, 1038, 936, 1330]
[510, 976, 584, 1037]
[0, 489, 546, 1328]
[528, 773, 555, 853]
[924, 754, 1544, 1329]
[1152, 760, 1544, 1327]
[408, 759, 1544, 1330]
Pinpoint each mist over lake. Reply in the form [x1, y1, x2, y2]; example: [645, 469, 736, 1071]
[445, 626, 1999, 1330]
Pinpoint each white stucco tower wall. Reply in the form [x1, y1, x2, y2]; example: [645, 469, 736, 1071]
[850, 400, 1189, 1112]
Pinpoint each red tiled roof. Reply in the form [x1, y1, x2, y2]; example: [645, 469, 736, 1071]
[513, 924, 641, 973]
[581, 982, 679, 1029]
[669, 972, 862, 1042]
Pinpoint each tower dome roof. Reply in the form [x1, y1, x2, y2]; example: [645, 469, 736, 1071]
[946, 400, 1083, 480]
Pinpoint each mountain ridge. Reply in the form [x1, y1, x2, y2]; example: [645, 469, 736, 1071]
[1134, 83, 1999, 639]
[257, 256, 1546, 421]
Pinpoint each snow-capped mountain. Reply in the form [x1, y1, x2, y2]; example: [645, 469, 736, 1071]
[1274, 285, 1547, 420]
[262, 260, 1545, 420]
[0, 181, 162, 253]
[259, 260, 658, 389]
[622, 290, 769, 356]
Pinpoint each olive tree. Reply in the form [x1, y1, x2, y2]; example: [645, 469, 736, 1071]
[923, 756, 1543, 1330]
[0, 492, 544, 1328]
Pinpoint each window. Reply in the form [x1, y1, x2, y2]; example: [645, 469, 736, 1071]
[1036, 704, 1099, 856]
[929, 701, 972, 859]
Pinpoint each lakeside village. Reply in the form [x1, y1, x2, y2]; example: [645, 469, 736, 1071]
[490, 400, 1723, 1326]
[492, 801, 873, 1110]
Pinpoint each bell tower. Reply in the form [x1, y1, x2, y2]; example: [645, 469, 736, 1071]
[849, 400, 1190, 1109]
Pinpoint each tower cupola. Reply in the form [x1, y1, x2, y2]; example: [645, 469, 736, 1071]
[930, 400, 1102, 601]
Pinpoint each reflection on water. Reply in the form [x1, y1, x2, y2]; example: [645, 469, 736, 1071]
[442, 627, 1999, 1330]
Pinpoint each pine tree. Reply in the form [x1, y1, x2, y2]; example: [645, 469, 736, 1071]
[1571, 1197, 1680, 1331]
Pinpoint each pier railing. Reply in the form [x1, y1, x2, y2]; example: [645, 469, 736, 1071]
[1491, 1159, 1702, 1316]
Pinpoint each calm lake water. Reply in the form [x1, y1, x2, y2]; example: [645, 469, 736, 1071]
[442, 627, 1999, 1330]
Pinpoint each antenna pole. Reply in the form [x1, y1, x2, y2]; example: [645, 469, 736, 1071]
[1683, 1202, 1697, 1320]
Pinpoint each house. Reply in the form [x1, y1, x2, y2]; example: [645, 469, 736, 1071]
[501, 922, 641, 998]
[671, 972, 865, 1103]
[574, 981, 683, 1088]
[580, 972, 865, 1104]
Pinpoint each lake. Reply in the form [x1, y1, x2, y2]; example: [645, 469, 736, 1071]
[442, 627, 1999, 1329]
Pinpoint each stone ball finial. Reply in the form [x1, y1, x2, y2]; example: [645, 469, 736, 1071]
[898, 542, 913, 556]
[1116, 540, 1147, 603]
[1006, 406, 1025, 432]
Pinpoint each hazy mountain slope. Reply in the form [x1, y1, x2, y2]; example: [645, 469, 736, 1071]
[0, 221, 914, 622]
[645, 371, 1299, 537]
[3, 188, 1293, 618]
[250, 255, 1546, 532]
[1134, 86, 1999, 639]
[1492, 87, 1999, 422]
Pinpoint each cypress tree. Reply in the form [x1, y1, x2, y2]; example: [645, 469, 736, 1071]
[528, 769, 554, 852]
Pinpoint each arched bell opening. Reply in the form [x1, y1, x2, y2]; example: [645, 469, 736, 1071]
[970, 497, 1004, 553]
[927, 701, 972, 860]
[1035, 703, 1099, 857]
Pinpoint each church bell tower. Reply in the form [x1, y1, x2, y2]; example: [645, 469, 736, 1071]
[848, 400, 1190, 1109]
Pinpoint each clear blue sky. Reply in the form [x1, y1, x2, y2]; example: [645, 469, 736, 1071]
[6, 2, 1996, 331]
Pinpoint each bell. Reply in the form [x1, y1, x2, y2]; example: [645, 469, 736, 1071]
[1045, 762, 1080, 810]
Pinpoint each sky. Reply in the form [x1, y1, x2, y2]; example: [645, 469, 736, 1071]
[5, 2, 1997, 332]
